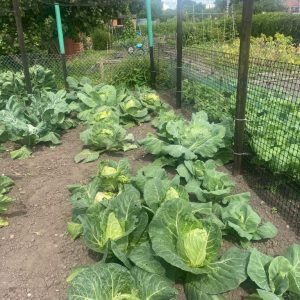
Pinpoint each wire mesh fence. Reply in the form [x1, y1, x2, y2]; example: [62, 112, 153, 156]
[156, 43, 300, 232]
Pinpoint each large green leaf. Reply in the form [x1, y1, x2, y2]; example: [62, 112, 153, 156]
[283, 244, 300, 295]
[256, 289, 283, 300]
[247, 248, 273, 291]
[268, 256, 292, 295]
[252, 222, 278, 241]
[0, 175, 14, 195]
[129, 241, 166, 275]
[186, 247, 249, 294]
[74, 149, 100, 163]
[67, 263, 138, 300]
[10, 146, 32, 160]
[67, 222, 83, 240]
[0, 194, 13, 214]
[184, 282, 226, 300]
[131, 267, 177, 300]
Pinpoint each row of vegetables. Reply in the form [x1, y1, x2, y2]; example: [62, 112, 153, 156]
[0, 66, 163, 226]
[64, 81, 299, 299]
[1, 67, 299, 299]
[183, 79, 300, 182]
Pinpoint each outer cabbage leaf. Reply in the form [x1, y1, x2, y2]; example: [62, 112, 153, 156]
[67, 263, 139, 300]
[247, 248, 273, 291]
[283, 244, 300, 295]
[144, 178, 189, 212]
[129, 241, 166, 275]
[132, 164, 167, 192]
[0, 175, 14, 194]
[131, 267, 177, 300]
[185, 247, 249, 294]
[184, 281, 226, 300]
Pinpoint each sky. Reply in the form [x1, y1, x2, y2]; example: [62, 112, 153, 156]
[162, 0, 215, 10]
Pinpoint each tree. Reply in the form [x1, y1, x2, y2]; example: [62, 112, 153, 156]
[0, 0, 144, 54]
[214, 0, 286, 15]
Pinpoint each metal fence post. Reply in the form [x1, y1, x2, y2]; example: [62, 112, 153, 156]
[176, 0, 183, 108]
[12, 0, 32, 94]
[233, 0, 254, 176]
[145, 0, 156, 88]
[54, 2, 69, 90]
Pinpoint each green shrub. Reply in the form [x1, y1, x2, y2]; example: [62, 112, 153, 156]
[106, 56, 151, 87]
[92, 29, 110, 51]
[236, 13, 300, 44]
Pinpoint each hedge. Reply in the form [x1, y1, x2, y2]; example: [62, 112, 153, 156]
[140, 12, 300, 45]
[242, 13, 300, 43]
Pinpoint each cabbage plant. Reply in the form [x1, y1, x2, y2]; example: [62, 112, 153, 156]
[220, 193, 278, 243]
[68, 263, 177, 300]
[0, 90, 74, 157]
[140, 111, 228, 164]
[119, 95, 150, 125]
[247, 245, 300, 299]
[76, 122, 136, 163]
[79, 187, 143, 254]
[149, 199, 249, 297]
[177, 160, 235, 202]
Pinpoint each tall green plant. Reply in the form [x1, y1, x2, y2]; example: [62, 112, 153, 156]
[122, 6, 136, 41]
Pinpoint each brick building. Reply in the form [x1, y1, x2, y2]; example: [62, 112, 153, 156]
[285, 0, 300, 13]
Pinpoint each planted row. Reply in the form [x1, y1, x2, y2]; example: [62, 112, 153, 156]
[67, 76, 166, 163]
[64, 155, 298, 299]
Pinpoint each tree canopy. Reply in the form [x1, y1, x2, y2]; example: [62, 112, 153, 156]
[214, 0, 287, 14]
[0, 0, 144, 55]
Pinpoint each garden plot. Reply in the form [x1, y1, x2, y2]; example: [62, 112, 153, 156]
[1, 70, 300, 300]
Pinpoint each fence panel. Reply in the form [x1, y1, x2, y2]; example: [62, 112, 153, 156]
[156, 43, 300, 232]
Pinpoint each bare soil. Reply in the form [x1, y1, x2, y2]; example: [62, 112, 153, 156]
[0, 120, 299, 300]
[0, 123, 154, 300]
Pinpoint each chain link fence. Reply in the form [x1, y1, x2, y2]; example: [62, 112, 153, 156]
[156, 43, 300, 232]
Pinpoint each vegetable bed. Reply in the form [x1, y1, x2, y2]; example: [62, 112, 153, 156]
[1, 69, 299, 299]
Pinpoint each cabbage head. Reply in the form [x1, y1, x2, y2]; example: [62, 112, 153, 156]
[177, 228, 208, 267]
[96, 159, 131, 192]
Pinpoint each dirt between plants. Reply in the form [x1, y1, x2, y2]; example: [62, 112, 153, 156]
[0, 121, 299, 300]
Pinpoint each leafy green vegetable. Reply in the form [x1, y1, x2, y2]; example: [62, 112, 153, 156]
[221, 193, 278, 242]
[96, 159, 131, 192]
[79, 188, 142, 254]
[119, 95, 150, 125]
[79, 122, 136, 156]
[140, 111, 229, 164]
[0, 175, 14, 195]
[247, 246, 300, 299]
[0, 90, 73, 151]
[67, 222, 83, 240]
[0, 65, 57, 110]
[67, 263, 177, 300]
[74, 149, 100, 163]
